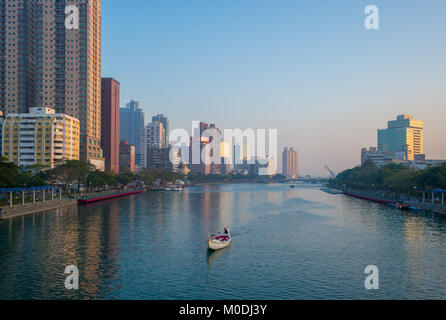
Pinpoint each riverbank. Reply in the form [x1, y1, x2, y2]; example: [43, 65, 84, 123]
[0, 198, 77, 220]
[0, 188, 146, 220]
[340, 188, 446, 215]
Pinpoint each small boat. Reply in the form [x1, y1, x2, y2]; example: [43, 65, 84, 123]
[208, 228, 231, 250]
[395, 202, 410, 210]
[289, 185, 296, 188]
[164, 186, 183, 191]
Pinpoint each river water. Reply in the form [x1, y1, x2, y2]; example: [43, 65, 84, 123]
[1, 183, 445, 300]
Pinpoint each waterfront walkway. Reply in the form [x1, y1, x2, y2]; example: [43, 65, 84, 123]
[0, 198, 77, 220]
[341, 188, 446, 215]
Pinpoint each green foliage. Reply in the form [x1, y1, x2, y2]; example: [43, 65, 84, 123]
[86, 171, 117, 189]
[334, 162, 446, 192]
[46, 160, 95, 193]
[0, 158, 142, 192]
[0, 157, 22, 188]
[0, 157, 299, 190]
[139, 169, 183, 185]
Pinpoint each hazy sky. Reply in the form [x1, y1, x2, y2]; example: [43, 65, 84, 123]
[102, 0, 446, 176]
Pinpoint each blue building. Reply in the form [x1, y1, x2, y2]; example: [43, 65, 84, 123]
[120, 100, 145, 166]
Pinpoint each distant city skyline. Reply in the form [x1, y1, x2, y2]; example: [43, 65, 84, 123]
[102, 0, 446, 175]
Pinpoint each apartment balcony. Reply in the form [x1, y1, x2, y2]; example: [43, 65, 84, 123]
[19, 143, 36, 148]
[19, 125, 35, 130]
[20, 145, 35, 150]
[19, 160, 36, 166]
[19, 155, 36, 161]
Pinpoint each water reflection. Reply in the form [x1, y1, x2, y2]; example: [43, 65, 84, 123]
[1, 184, 446, 299]
[207, 247, 231, 267]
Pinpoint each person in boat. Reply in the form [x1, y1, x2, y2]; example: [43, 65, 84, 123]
[224, 227, 229, 235]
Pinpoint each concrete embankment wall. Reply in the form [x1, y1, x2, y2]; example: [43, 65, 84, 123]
[0, 199, 77, 220]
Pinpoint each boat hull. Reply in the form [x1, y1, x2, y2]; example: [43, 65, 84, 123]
[343, 192, 396, 204]
[78, 190, 144, 204]
[208, 236, 231, 250]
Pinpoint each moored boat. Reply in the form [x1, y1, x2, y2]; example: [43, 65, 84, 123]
[395, 202, 411, 210]
[208, 228, 231, 250]
[163, 186, 183, 191]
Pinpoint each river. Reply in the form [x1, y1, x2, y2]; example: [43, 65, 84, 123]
[1, 183, 445, 299]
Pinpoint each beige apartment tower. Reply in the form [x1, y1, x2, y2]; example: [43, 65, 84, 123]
[0, 0, 104, 169]
[1, 107, 80, 168]
[283, 147, 298, 180]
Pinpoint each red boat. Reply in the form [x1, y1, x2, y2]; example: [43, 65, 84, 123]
[78, 189, 144, 204]
[343, 192, 397, 204]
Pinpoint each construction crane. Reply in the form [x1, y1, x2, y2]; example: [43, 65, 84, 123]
[324, 166, 337, 179]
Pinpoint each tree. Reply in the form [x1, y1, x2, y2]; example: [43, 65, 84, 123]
[48, 160, 95, 194]
[87, 171, 116, 190]
[0, 157, 22, 188]
[333, 161, 446, 193]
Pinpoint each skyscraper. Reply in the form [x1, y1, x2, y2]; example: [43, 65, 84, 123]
[189, 122, 222, 175]
[119, 141, 135, 173]
[282, 147, 298, 179]
[140, 121, 165, 169]
[120, 99, 145, 165]
[0, 0, 36, 115]
[0, 0, 104, 169]
[152, 114, 169, 148]
[378, 114, 424, 161]
[101, 78, 120, 173]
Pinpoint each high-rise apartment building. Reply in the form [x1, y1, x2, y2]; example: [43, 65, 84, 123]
[120, 99, 144, 165]
[0, 0, 104, 169]
[119, 141, 135, 173]
[152, 114, 169, 148]
[101, 78, 120, 173]
[378, 115, 424, 161]
[1, 107, 79, 168]
[282, 147, 298, 179]
[190, 122, 209, 175]
[0, 0, 36, 115]
[233, 143, 252, 170]
[140, 121, 165, 168]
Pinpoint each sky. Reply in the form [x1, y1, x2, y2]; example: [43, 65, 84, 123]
[101, 0, 446, 176]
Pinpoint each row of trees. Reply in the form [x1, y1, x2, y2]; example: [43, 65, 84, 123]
[1, 157, 287, 191]
[332, 160, 446, 193]
[0, 158, 184, 193]
[0, 157, 47, 188]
